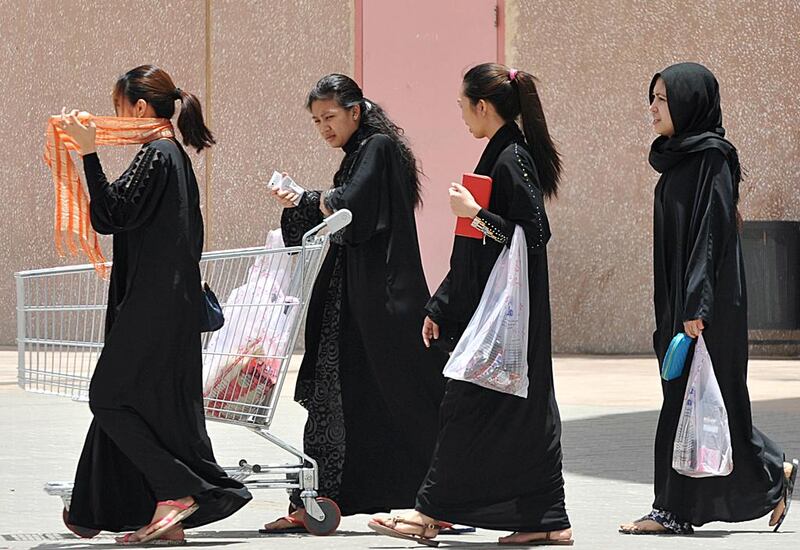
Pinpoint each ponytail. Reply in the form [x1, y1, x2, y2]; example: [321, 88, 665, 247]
[114, 65, 215, 153]
[176, 89, 215, 153]
[463, 63, 562, 199]
[513, 71, 562, 199]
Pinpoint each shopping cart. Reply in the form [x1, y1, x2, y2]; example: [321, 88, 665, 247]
[15, 209, 352, 536]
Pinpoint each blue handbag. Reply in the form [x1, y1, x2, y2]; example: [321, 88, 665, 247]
[661, 332, 694, 381]
[199, 282, 224, 333]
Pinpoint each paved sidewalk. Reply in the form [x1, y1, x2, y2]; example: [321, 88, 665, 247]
[1, 351, 798, 549]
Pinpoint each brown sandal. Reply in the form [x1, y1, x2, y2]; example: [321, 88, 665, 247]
[368, 516, 441, 547]
[259, 513, 307, 534]
[499, 530, 575, 546]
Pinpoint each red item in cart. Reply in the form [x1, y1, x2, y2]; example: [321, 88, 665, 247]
[204, 337, 281, 420]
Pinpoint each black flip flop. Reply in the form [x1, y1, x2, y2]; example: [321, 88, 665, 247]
[773, 458, 799, 532]
[439, 524, 477, 535]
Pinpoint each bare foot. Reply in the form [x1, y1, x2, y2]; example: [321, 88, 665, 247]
[159, 525, 186, 541]
[115, 524, 185, 544]
[262, 509, 305, 531]
[770, 500, 786, 526]
[499, 528, 573, 544]
[370, 511, 441, 539]
[619, 519, 668, 534]
[769, 461, 795, 526]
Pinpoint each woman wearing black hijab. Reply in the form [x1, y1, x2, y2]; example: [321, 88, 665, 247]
[620, 62, 797, 535]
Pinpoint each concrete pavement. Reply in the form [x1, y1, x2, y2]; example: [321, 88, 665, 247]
[2, 350, 799, 549]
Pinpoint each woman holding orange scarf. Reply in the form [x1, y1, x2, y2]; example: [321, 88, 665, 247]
[58, 65, 251, 545]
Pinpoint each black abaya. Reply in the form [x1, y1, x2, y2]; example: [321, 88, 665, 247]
[281, 126, 447, 515]
[68, 139, 252, 532]
[416, 123, 570, 533]
[649, 63, 785, 526]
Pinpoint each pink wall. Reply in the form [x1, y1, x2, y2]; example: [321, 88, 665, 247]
[359, 0, 500, 291]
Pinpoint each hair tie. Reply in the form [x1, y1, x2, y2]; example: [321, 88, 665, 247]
[174, 87, 182, 100]
[508, 68, 518, 81]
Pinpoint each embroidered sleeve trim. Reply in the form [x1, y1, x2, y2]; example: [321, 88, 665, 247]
[110, 146, 162, 205]
[514, 143, 546, 249]
[471, 214, 508, 244]
[322, 188, 338, 213]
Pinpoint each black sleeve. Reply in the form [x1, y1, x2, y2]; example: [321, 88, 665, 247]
[472, 147, 550, 253]
[682, 153, 736, 325]
[83, 145, 169, 235]
[280, 190, 323, 247]
[424, 270, 463, 352]
[425, 270, 453, 325]
[323, 134, 392, 245]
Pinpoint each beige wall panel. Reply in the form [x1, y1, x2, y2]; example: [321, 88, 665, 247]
[0, 0, 208, 345]
[206, 0, 352, 250]
[508, 0, 800, 353]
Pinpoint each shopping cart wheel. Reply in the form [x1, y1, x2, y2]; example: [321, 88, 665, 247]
[62, 508, 100, 539]
[303, 497, 341, 536]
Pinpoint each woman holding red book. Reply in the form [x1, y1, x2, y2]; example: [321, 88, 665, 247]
[369, 63, 572, 546]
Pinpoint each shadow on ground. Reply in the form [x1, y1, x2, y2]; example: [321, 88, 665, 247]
[561, 398, 800, 484]
[3, 529, 385, 549]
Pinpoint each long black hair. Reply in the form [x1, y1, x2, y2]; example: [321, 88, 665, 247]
[306, 74, 422, 207]
[114, 65, 215, 153]
[463, 63, 562, 199]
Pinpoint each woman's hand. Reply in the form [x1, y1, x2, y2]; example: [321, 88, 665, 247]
[269, 186, 300, 208]
[684, 319, 705, 338]
[449, 182, 481, 218]
[422, 316, 440, 348]
[319, 193, 333, 217]
[60, 108, 96, 155]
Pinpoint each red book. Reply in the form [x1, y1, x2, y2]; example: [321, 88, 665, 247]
[454, 173, 493, 239]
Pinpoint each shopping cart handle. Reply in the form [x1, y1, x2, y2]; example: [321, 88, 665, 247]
[324, 209, 352, 233]
[302, 209, 353, 242]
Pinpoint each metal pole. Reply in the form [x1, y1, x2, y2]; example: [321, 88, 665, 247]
[15, 273, 26, 390]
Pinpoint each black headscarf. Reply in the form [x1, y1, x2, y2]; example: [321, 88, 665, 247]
[648, 62, 742, 198]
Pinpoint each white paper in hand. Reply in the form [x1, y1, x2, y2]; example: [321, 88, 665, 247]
[268, 171, 305, 206]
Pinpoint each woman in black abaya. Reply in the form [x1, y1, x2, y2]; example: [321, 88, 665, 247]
[369, 63, 572, 546]
[60, 66, 251, 545]
[263, 74, 446, 532]
[620, 62, 797, 535]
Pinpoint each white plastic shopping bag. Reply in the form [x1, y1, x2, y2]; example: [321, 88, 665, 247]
[442, 226, 530, 398]
[203, 229, 298, 385]
[672, 334, 733, 477]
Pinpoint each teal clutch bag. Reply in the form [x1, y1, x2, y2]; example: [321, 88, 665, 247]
[661, 332, 694, 381]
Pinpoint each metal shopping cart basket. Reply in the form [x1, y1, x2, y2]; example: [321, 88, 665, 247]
[15, 210, 352, 536]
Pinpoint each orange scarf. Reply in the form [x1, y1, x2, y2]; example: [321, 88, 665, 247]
[43, 116, 174, 276]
